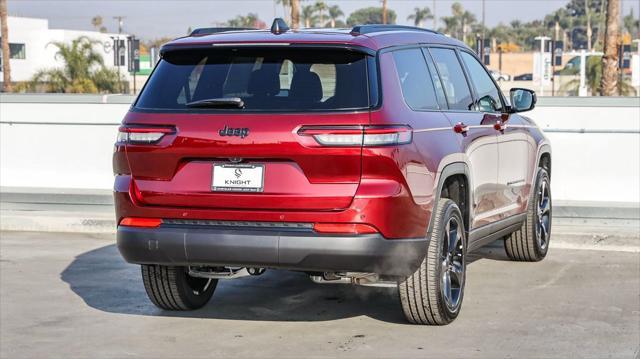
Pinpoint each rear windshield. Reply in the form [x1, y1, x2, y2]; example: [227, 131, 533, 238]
[134, 48, 373, 112]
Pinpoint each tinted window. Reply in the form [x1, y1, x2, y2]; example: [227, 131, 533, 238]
[135, 48, 370, 111]
[392, 49, 438, 111]
[428, 48, 474, 111]
[460, 51, 503, 112]
[423, 49, 448, 109]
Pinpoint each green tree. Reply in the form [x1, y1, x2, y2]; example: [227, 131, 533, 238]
[91, 16, 107, 33]
[327, 5, 343, 28]
[226, 13, 262, 28]
[440, 2, 475, 43]
[622, 8, 639, 36]
[314, 1, 328, 27]
[347, 7, 397, 26]
[301, 4, 318, 27]
[407, 6, 433, 28]
[561, 55, 635, 95]
[20, 37, 122, 93]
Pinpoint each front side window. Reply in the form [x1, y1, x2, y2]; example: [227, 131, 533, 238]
[135, 48, 370, 112]
[428, 48, 474, 111]
[460, 51, 503, 113]
[391, 48, 439, 111]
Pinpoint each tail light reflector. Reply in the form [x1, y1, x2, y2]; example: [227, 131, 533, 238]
[117, 125, 175, 144]
[314, 223, 378, 235]
[298, 125, 412, 147]
[119, 217, 163, 228]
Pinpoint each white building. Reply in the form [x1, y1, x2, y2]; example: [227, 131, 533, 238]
[0, 16, 132, 84]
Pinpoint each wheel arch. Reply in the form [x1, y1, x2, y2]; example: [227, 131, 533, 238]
[429, 162, 471, 238]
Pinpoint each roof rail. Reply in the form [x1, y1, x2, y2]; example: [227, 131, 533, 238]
[189, 27, 255, 36]
[350, 24, 439, 36]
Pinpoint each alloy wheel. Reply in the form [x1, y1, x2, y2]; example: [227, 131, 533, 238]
[441, 216, 465, 311]
[535, 178, 551, 250]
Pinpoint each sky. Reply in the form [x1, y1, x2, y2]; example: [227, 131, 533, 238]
[8, 0, 640, 40]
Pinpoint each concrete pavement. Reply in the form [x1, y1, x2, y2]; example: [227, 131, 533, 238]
[1, 231, 638, 358]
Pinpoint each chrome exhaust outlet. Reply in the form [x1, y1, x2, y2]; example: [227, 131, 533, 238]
[188, 266, 250, 279]
[310, 272, 397, 288]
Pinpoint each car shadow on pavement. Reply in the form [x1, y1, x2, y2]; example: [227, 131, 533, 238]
[60, 240, 510, 323]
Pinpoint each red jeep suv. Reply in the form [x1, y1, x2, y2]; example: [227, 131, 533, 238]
[114, 20, 552, 325]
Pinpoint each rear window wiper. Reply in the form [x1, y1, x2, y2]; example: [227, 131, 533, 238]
[186, 97, 245, 109]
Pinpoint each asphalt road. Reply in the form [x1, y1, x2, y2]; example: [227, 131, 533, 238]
[1, 231, 638, 358]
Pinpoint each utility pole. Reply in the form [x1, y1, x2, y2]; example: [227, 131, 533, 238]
[433, 0, 437, 29]
[0, 0, 12, 92]
[481, 0, 485, 41]
[112, 16, 125, 93]
[601, 0, 620, 96]
[113, 16, 125, 35]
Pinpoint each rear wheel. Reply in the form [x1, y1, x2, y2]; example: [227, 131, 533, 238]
[141, 265, 217, 310]
[504, 167, 552, 261]
[399, 199, 466, 325]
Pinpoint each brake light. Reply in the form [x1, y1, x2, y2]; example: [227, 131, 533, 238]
[298, 126, 412, 147]
[314, 223, 378, 235]
[119, 217, 163, 228]
[117, 125, 175, 144]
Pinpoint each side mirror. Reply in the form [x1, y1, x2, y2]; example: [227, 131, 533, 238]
[509, 88, 536, 113]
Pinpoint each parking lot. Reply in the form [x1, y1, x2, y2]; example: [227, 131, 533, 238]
[1, 231, 638, 358]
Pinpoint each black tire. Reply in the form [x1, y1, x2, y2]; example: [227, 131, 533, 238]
[141, 265, 217, 310]
[399, 199, 466, 325]
[504, 167, 552, 261]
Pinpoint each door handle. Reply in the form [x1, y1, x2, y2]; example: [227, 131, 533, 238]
[494, 120, 507, 132]
[453, 122, 469, 135]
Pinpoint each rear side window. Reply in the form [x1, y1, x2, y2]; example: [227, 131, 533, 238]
[135, 48, 371, 112]
[428, 48, 474, 111]
[391, 49, 439, 111]
[460, 51, 503, 113]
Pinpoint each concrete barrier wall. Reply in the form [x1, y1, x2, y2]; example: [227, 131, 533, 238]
[1, 94, 639, 203]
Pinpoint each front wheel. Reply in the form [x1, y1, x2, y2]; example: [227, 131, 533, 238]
[141, 265, 217, 310]
[398, 199, 466, 325]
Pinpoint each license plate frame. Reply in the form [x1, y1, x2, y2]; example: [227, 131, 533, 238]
[212, 163, 265, 193]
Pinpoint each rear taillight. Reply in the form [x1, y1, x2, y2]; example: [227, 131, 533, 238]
[119, 217, 163, 228]
[117, 125, 175, 144]
[314, 223, 378, 235]
[298, 125, 412, 147]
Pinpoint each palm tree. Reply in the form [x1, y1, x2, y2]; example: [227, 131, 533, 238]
[441, 16, 459, 37]
[22, 37, 121, 93]
[1, 0, 12, 92]
[291, 0, 300, 29]
[91, 16, 103, 31]
[328, 5, 343, 28]
[382, 0, 388, 24]
[407, 6, 433, 27]
[277, 0, 292, 23]
[561, 55, 635, 95]
[227, 13, 261, 28]
[301, 4, 317, 27]
[601, 0, 619, 95]
[314, 1, 328, 27]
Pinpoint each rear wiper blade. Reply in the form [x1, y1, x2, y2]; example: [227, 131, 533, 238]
[186, 97, 245, 108]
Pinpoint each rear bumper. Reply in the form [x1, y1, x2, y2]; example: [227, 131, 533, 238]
[117, 225, 427, 276]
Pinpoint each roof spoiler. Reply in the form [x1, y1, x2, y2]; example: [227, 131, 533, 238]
[189, 27, 255, 36]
